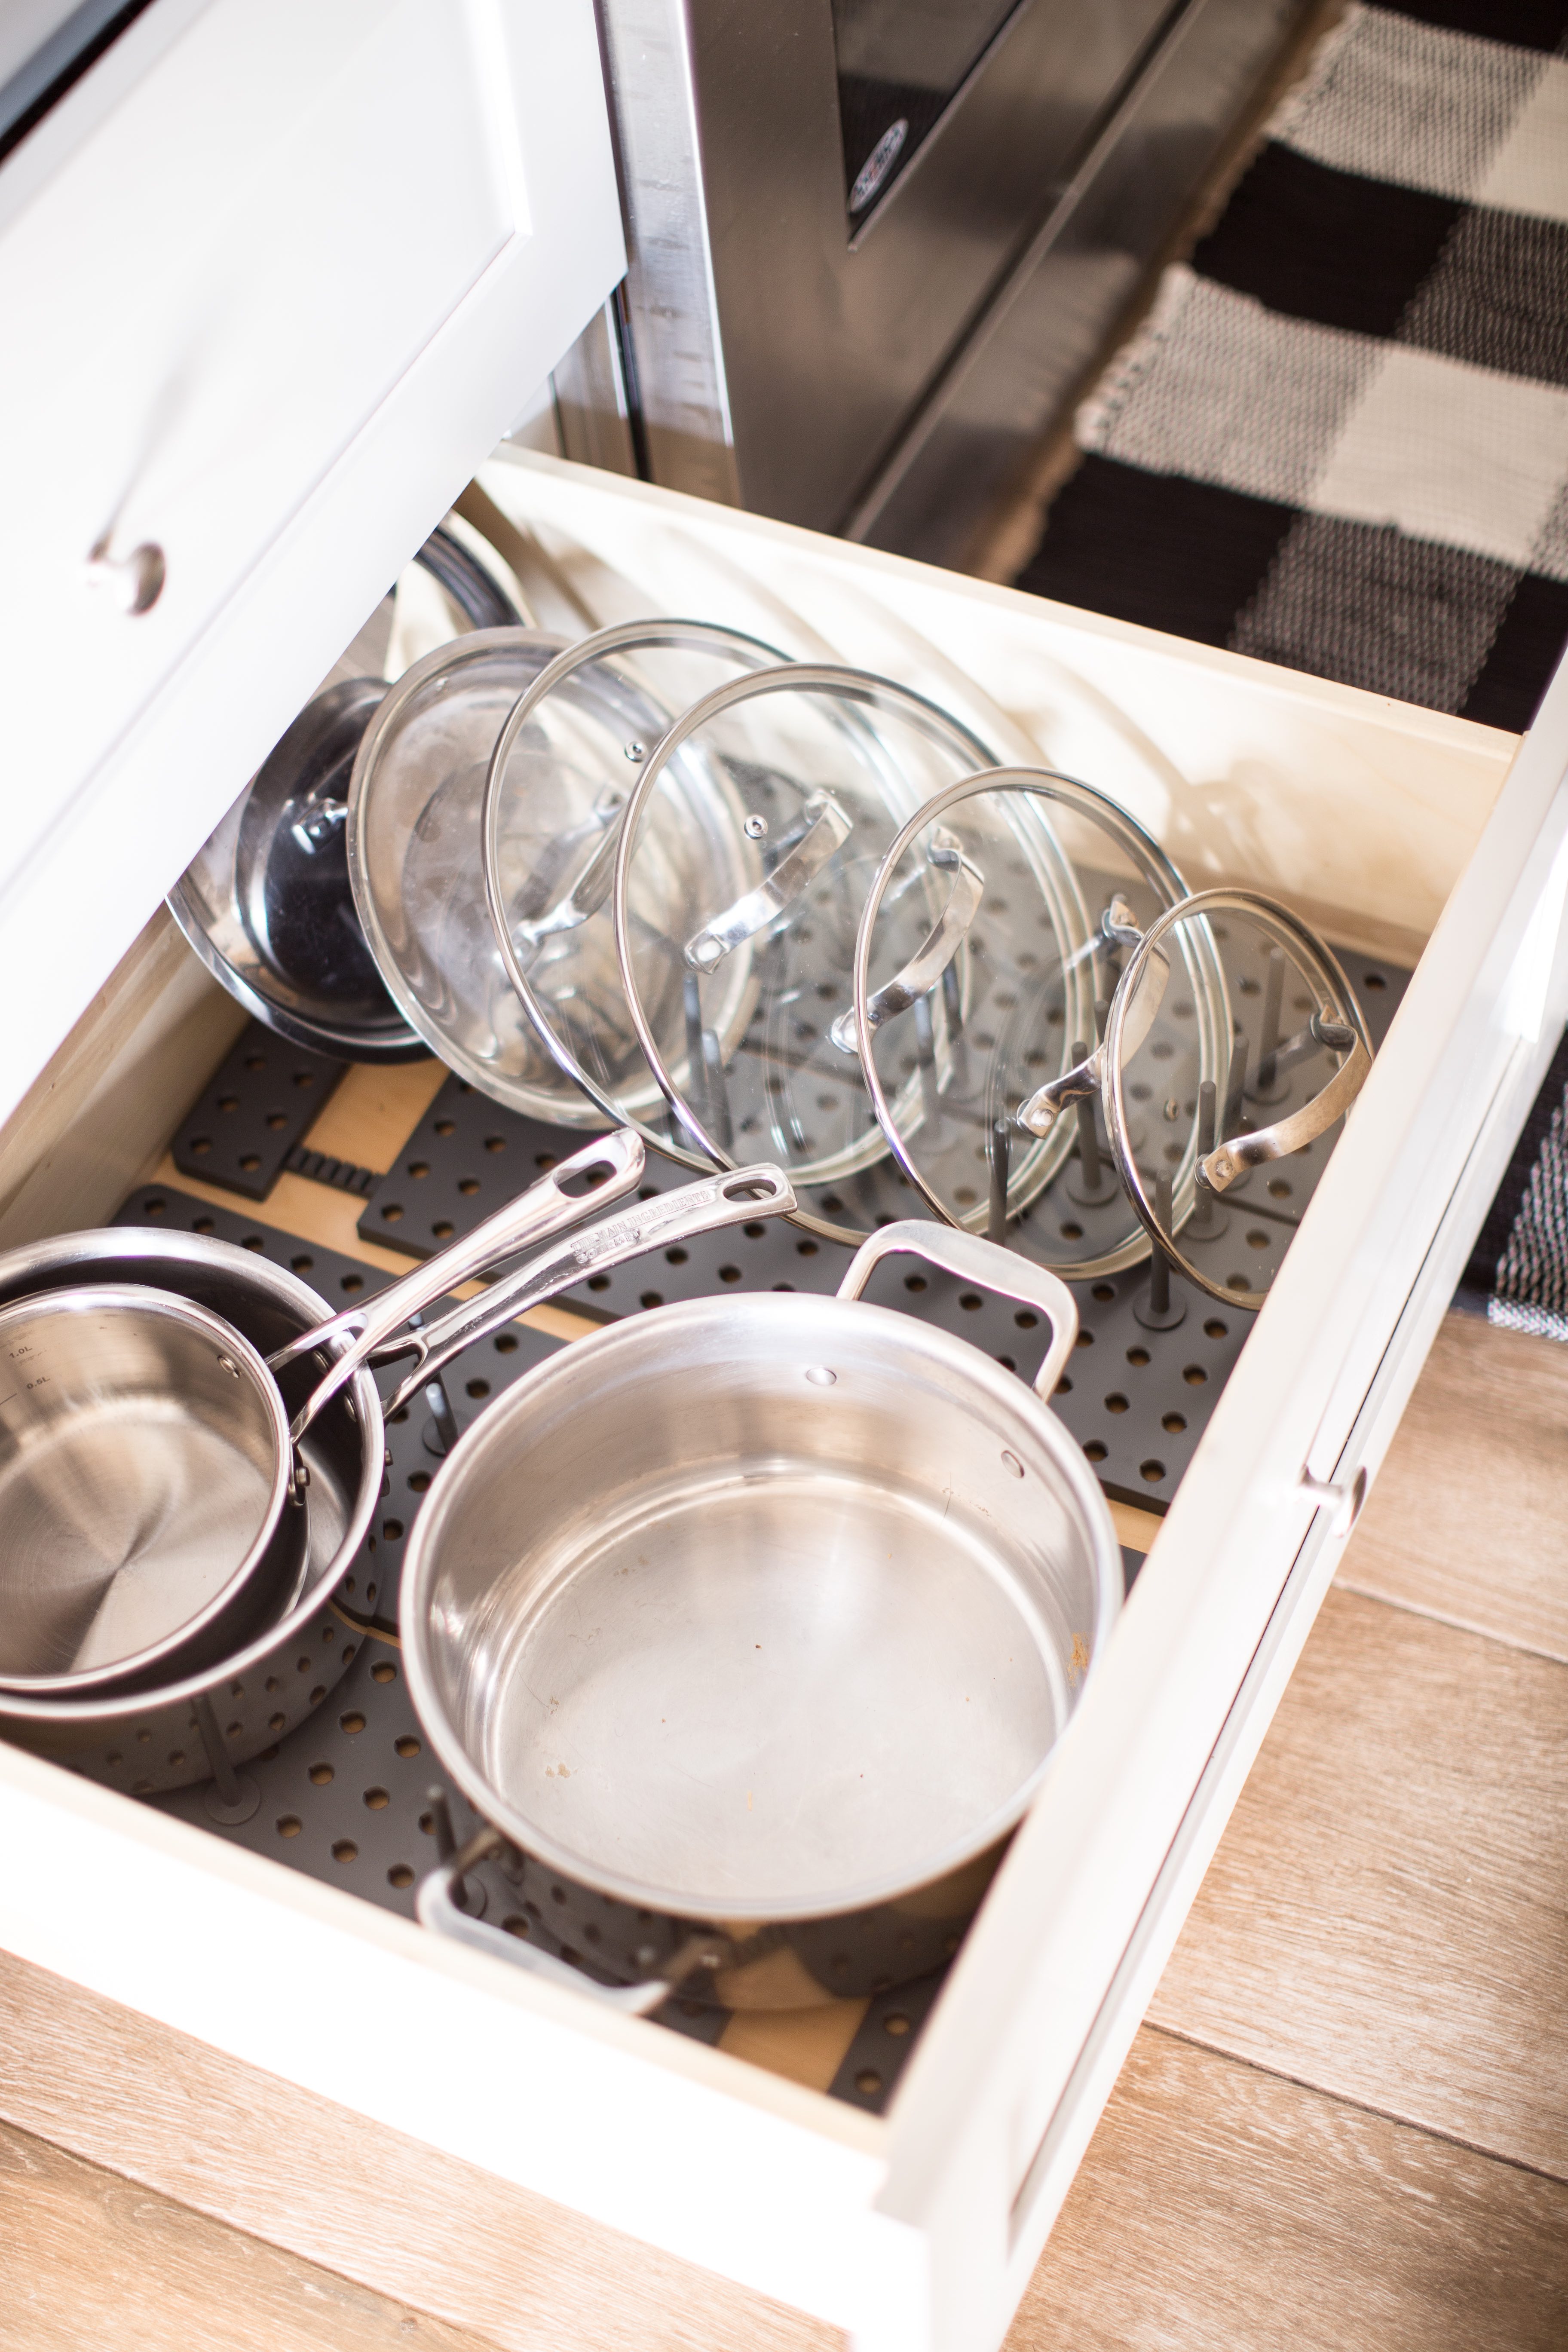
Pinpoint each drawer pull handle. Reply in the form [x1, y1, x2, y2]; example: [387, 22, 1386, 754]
[86, 535, 165, 615]
[1300, 1463, 1367, 1536]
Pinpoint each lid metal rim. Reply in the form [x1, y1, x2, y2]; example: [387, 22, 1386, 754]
[344, 627, 574, 1100]
[0, 1284, 294, 1697]
[1102, 888, 1370, 1311]
[610, 663, 1007, 1246]
[851, 766, 1222, 1279]
[480, 622, 794, 1162]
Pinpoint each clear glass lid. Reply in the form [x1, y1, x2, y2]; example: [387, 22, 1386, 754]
[1098, 891, 1372, 1311]
[345, 630, 572, 1105]
[851, 767, 1213, 1278]
[481, 622, 790, 1145]
[610, 666, 1004, 1243]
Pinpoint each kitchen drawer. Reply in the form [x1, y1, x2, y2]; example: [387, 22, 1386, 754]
[0, 449, 1565, 2352]
[0, 0, 622, 1126]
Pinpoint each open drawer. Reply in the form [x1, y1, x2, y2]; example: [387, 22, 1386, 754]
[0, 447, 1565, 2352]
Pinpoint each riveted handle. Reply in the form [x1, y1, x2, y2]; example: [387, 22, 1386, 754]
[382, 1162, 796, 1415]
[417, 1834, 669, 2014]
[837, 1218, 1078, 1400]
[831, 828, 984, 1054]
[684, 792, 852, 973]
[269, 1129, 648, 1435]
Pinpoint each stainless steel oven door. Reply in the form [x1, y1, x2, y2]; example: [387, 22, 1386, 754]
[590, 0, 1308, 559]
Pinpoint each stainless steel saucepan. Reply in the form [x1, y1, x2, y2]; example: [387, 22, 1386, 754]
[0, 1130, 651, 1698]
[0, 1155, 796, 1790]
[407, 1223, 1122, 2011]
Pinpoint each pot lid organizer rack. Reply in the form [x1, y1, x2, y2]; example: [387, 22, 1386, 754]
[117, 930, 1407, 2114]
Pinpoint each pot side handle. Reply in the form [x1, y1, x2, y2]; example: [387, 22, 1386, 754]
[416, 1841, 669, 2016]
[837, 1220, 1078, 1401]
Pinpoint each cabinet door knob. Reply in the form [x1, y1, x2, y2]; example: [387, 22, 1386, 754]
[1300, 1462, 1367, 1537]
[86, 535, 165, 615]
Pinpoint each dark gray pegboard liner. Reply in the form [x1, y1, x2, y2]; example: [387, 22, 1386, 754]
[355, 947, 1407, 1512]
[171, 1020, 349, 1200]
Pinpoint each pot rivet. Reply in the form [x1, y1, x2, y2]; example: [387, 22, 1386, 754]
[805, 1366, 836, 1387]
[1001, 1450, 1024, 1478]
[743, 812, 768, 840]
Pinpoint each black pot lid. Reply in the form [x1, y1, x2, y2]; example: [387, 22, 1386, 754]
[609, 665, 1011, 1243]
[481, 622, 792, 1144]
[168, 678, 426, 1062]
[346, 630, 576, 1104]
[166, 527, 523, 1064]
[850, 766, 1211, 1278]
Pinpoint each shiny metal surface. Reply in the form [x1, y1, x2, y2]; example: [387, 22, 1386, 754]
[379, 1161, 794, 1418]
[597, 0, 1178, 533]
[851, 766, 1214, 1279]
[0, 1138, 649, 1697]
[851, 0, 1305, 560]
[404, 1224, 1120, 2005]
[0, 1285, 288, 1694]
[0, 1229, 383, 1795]
[1102, 890, 1371, 1311]
[611, 663, 1019, 1238]
[346, 629, 590, 1105]
[168, 530, 524, 1063]
[481, 622, 784, 1140]
[269, 1129, 648, 1438]
[85, 533, 165, 615]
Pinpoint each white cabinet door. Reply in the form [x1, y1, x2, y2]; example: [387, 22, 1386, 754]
[0, 0, 623, 1121]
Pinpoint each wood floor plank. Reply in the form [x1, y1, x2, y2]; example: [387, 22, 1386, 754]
[1148, 1587, 1568, 2178]
[1338, 1311, 1568, 1663]
[0, 1949, 841, 2352]
[1007, 2027, 1568, 2352]
[0, 2115, 499, 2352]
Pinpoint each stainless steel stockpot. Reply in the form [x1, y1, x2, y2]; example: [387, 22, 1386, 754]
[408, 1223, 1122, 2011]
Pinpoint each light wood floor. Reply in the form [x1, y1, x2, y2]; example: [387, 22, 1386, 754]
[1007, 1309, 1568, 2352]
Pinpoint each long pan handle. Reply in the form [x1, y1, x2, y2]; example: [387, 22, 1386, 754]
[270, 1129, 647, 1438]
[380, 1161, 795, 1418]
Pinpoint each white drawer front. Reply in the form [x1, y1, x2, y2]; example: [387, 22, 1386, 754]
[0, 0, 622, 1119]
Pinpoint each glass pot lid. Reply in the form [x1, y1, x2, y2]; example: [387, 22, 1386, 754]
[610, 665, 1016, 1244]
[165, 527, 522, 1066]
[346, 629, 574, 1105]
[481, 621, 791, 1146]
[851, 766, 1215, 1280]
[1093, 891, 1372, 1312]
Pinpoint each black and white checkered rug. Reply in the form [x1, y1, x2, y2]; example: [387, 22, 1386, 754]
[1017, 0, 1568, 1332]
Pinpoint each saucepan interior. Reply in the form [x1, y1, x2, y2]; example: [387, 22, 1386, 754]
[0, 1283, 291, 1694]
[405, 1291, 1117, 1925]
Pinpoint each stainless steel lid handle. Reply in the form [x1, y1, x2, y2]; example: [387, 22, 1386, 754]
[506, 790, 625, 958]
[830, 829, 983, 1054]
[836, 1218, 1079, 1400]
[1015, 936, 1171, 1138]
[382, 1162, 796, 1416]
[1200, 1025, 1372, 1194]
[270, 1128, 647, 1436]
[683, 791, 852, 974]
[416, 1837, 669, 2015]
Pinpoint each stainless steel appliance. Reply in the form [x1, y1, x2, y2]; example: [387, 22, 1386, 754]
[557, 0, 1310, 566]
